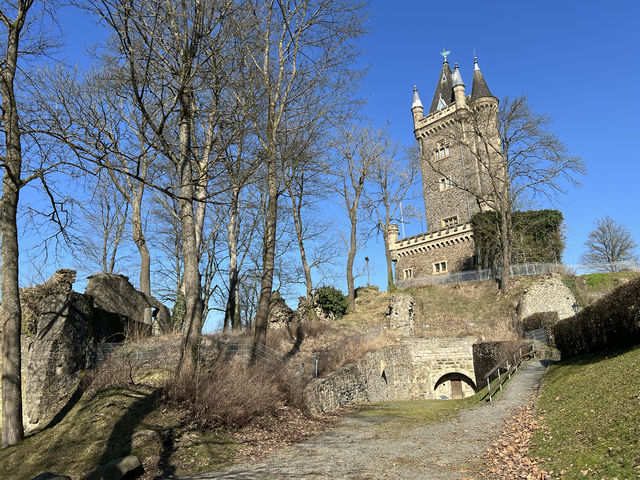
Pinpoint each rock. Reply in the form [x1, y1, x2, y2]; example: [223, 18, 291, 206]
[85, 455, 143, 480]
[85, 273, 171, 336]
[386, 294, 415, 336]
[21, 270, 95, 432]
[31, 473, 72, 480]
[517, 273, 577, 321]
[268, 291, 294, 328]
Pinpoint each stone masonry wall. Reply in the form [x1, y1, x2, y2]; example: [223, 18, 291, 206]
[395, 235, 475, 282]
[304, 345, 413, 414]
[304, 337, 477, 413]
[403, 336, 476, 400]
[517, 273, 576, 320]
[419, 136, 482, 234]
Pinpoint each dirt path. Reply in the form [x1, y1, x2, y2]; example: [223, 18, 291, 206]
[171, 360, 547, 480]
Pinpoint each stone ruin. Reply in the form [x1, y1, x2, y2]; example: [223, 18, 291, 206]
[517, 273, 577, 321]
[19, 269, 171, 432]
[386, 293, 415, 336]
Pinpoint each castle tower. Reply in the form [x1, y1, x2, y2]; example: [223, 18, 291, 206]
[391, 54, 499, 282]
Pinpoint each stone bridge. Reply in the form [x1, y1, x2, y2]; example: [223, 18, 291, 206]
[403, 337, 477, 400]
[305, 336, 480, 413]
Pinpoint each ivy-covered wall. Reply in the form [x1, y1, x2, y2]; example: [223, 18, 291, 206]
[471, 209, 565, 269]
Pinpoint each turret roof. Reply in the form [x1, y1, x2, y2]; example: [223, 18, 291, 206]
[471, 57, 494, 101]
[412, 85, 423, 109]
[452, 63, 464, 87]
[429, 60, 454, 114]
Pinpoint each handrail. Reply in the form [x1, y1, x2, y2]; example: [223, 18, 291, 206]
[483, 343, 536, 402]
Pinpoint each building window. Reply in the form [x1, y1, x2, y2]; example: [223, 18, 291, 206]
[433, 142, 451, 161]
[433, 261, 447, 274]
[439, 177, 452, 191]
[403, 268, 413, 279]
[442, 215, 458, 229]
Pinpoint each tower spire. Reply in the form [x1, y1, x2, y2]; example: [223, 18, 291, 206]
[471, 56, 494, 100]
[429, 52, 454, 113]
[412, 85, 423, 109]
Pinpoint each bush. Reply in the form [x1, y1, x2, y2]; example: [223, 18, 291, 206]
[521, 311, 559, 333]
[315, 286, 348, 319]
[552, 276, 640, 358]
[163, 359, 303, 428]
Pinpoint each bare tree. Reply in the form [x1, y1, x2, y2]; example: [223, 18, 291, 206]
[81, 0, 239, 374]
[333, 125, 385, 311]
[72, 176, 131, 275]
[366, 141, 419, 290]
[241, 0, 366, 358]
[0, 0, 62, 448]
[427, 96, 585, 291]
[580, 216, 638, 271]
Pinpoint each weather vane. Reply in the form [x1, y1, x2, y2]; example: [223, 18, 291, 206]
[440, 48, 451, 62]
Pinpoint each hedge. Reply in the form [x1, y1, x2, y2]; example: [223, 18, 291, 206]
[551, 276, 640, 358]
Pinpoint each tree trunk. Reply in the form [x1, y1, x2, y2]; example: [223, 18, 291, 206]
[224, 185, 241, 330]
[290, 189, 313, 300]
[383, 225, 395, 290]
[252, 143, 279, 362]
[0, 23, 24, 446]
[176, 91, 203, 376]
[500, 208, 511, 292]
[132, 199, 152, 325]
[346, 214, 357, 312]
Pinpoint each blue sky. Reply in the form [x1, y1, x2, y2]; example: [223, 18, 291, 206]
[354, 0, 640, 282]
[16, 1, 640, 330]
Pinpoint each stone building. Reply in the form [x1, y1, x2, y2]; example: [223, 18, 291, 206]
[390, 53, 499, 282]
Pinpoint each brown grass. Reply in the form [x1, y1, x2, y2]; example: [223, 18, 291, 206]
[162, 359, 303, 428]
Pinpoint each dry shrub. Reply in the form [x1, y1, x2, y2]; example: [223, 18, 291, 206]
[317, 332, 393, 376]
[163, 359, 303, 428]
[265, 318, 336, 354]
[87, 343, 146, 392]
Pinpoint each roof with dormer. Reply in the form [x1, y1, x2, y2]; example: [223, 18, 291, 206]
[429, 60, 454, 114]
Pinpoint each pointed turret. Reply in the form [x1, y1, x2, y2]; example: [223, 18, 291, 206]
[429, 58, 454, 114]
[452, 63, 464, 87]
[412, 85, 423, 109]
[411, 85, 424, 126]
[452, 63, 467, 110]
[471, 56, 494, 101]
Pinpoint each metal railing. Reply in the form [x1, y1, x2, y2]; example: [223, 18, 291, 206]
[483, 343, 536, 402]
[94, 323, 387, 384]
[397, 261, 640, 289]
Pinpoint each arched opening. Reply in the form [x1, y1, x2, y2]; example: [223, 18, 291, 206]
[433, 372, 477, 399]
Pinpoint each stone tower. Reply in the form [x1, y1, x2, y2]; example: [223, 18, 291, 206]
[389, 54, 499, 282]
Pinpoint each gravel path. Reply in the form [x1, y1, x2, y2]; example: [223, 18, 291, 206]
[172, 360, 547, 480]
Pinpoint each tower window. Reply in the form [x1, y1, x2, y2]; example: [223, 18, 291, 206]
[403, 268, 413, 279]
[439, 177, 452, 191]
[433, 261, 447, 274]
[433, 142, 451, 161]
[442, 216, 458, 229]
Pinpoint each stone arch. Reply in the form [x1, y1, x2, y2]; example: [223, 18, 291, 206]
[433, 371, 477, 396]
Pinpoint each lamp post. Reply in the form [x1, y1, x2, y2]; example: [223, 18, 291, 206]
[365, 257, 370, 287]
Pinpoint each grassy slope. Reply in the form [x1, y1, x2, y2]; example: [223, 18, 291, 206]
[531, 344, 640, 479]
[0, 378, 236, 479]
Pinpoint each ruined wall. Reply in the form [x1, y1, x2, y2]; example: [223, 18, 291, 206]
[22, 284, 95, 431]
[304, 345, 413, 414]
[86, 273, 171, 336]
[517, 273, 576, 321]
[19, 269, 171, 432]
[304, 337, 478, 413]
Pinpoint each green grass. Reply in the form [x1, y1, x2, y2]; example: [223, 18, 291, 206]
[531, 344, 640, 479]
[354, 388, 487, 435]
[0, 384, 237, 479]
